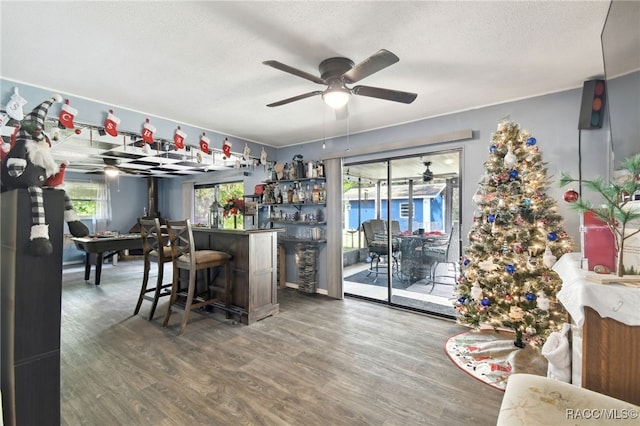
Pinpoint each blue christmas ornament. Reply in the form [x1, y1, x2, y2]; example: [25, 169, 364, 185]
[457, 296, 467, 304]
[526, 137, 537, 146]
[547, 232, 558, 242]
[523, 198, 531, 207]
[509, 170, 519, 179]
[489, 145, 497, 153]
[463, 258, 471, 266]
[481, 298, 491, 306]
[506, 264, 515, 274]
[526, 292, 537, 301]
[488, 214, 495, 223]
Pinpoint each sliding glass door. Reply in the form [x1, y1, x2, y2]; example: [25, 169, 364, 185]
[342, 150, 461, 318]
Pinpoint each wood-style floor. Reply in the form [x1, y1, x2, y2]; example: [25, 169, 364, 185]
[60, 260, 503, 425]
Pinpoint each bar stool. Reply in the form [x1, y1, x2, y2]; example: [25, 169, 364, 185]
[162, 219, 232, 335]
[135, 217, 173, 320]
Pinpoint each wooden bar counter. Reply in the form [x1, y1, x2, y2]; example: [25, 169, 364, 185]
[192, 227, 281, 325]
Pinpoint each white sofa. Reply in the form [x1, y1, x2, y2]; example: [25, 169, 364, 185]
[497, 374, 640, 425]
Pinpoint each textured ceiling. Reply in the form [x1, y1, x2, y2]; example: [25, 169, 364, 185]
[1, 1, 637, 157]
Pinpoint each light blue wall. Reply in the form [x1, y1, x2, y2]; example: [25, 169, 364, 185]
[278, 74, 640, 251]
[3, 72, 638, 288]
[0, 78, 277, 162]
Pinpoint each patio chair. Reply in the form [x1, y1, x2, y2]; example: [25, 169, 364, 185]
[362, 219, 399, 282]
[423, 223, 460, 291]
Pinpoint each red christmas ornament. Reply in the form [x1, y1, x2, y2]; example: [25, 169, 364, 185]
[563, 189, 579, 203]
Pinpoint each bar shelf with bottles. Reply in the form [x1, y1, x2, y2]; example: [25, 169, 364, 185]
[260, 179, 326, 208]
[258, 158, 326, 244]
[260, 204, 326, 244]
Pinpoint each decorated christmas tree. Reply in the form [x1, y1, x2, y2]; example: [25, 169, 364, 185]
[455, 120, 573, 347]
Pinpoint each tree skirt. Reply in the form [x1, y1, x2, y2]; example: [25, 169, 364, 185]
[444, 327, 548, 391]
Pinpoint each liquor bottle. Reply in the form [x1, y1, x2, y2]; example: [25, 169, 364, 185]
[292, 183, 299, 203]
[312, 183, 320, 204]
[283, 163, 290, 180]
[319, 182, 326, 203]
[298, 183, 305, 203]
[274, 184, 282, 204]
[287, 184, 294, 204]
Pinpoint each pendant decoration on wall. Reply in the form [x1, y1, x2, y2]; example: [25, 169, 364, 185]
[58, 99, 78, 129]
[222, 137, 232, 159]
[5, 87, 28, 121]
[243, 143, 250, 161]
[174, 126, 186, 150]
[141, 118, 155, 144]
[104, 109, 120, 137]
[199, 132, 210, 154]
[260, 147, 268, 165]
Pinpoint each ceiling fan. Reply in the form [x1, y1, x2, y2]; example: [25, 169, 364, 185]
[422, 161, 434, 182]
[263, 49, 418, 114]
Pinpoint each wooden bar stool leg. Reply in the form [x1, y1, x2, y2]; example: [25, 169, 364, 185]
[135, 257, 151, 315]
[148, 262, 164, 320]
[163, 267, 180, 328]
[224, 262, 232, 318]
[179, 271, 196, 335]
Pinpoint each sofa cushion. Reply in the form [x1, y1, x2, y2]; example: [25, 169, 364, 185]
[497, 374, 639, 425]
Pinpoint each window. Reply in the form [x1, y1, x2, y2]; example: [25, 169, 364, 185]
[399, 202, 414, 219]
[65, 181, 110, 219]
[194, 181, 244, 229]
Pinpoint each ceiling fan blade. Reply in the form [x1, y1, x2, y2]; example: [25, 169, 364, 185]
[335, 104, 349, 121]
[352, 85, 417, 104]
[263, 60, 325, 85]
[342, 49, 399, 84]
[266, 91, 323, 107]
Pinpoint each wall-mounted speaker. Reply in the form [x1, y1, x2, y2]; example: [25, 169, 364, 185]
[578, 79, 606, 130]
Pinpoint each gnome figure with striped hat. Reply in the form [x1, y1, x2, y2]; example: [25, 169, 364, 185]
[0, 94, 89, 256]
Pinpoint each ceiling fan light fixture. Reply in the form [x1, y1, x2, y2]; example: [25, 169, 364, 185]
[322, 82, 351, 109]
[105, 166, 120, 177]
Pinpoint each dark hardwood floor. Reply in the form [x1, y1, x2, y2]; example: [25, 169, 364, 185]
[60, 260, 503, 425]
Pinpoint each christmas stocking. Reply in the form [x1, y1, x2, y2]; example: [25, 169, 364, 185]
[58, 99, 77, 129]
[142, 119, 155, 144]
[260, 147, 267, 165]
[174, 126, 186, 149]
[5, 87, 27, 121]
[199, 133, 210, 154]
[104, 110, 120, 137]
[223, 137, 232, 159]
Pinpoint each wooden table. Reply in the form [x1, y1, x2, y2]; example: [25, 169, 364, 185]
[71, 234, 142, 285]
